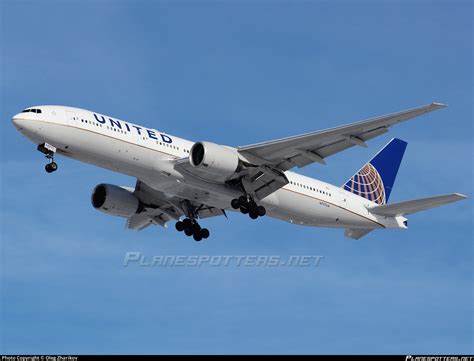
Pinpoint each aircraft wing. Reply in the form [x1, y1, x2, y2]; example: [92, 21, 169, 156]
[126, 180, 226, 230]
[238, 102, 447, 171]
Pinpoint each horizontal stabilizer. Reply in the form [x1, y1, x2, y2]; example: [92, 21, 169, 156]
[344, 228, 373, 240]
[368, 193, 468, 217]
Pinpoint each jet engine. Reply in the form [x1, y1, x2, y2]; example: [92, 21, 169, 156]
[189, 141, 243, 181]
[91, 183, 139, 217]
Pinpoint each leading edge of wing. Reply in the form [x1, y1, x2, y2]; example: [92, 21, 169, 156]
[237, 102, 447, 151]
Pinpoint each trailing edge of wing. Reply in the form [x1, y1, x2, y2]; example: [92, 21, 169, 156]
[126, 214, 157, 230]
[344, 228, 373, 240]
[367, 193, 468, 217]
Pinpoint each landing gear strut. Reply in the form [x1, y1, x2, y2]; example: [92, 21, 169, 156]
[231, 195, 266, 219]
[38, 143, 58, 173]
[175, 218, 210, 242]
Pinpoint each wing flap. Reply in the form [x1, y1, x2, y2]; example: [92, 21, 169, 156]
[126, 214, 155, 230]
[242, 165, 289, 200]
[344, 228, 373, 240]
[194, 203, 227, 219]
[368, 193, 468, 217]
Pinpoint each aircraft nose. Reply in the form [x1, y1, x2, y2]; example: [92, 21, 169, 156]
[12, 113, 25, 129]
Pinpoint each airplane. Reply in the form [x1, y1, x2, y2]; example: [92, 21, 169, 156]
[11, 102, 467, 241]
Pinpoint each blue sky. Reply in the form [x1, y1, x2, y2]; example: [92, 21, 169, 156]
[1, 0, 472, 355]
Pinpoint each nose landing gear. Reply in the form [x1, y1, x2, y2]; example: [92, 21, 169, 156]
[38, 143, 58, 173]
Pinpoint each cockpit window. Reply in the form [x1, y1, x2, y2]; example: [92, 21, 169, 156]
[22, 108, 42, 114]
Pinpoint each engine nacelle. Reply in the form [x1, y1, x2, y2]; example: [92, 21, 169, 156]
[91, 183, 139, 217]
[189, 141, 242, 181]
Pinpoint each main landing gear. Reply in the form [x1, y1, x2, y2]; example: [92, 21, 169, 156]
[231, 195, 266, 220]
[37, 143, 58, 173]
[175, 200, 210, 242]
[175, 218, 210, 242]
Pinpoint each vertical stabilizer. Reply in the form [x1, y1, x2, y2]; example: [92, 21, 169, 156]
[342, 138, 407, 205]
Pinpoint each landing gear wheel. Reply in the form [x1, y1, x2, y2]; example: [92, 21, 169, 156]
[200, 228, 210, 239]
[175, 221, 184, 232]
[192, 223, 201, 235]
[249, 211, 259, 220]
[45, 162, 58, 173]
[238, 195, 247, 206]
[240, 206, 249, 214]
[231, 198, 240, 209]
[256, 205, 266, 217]
[193, 233, 203, 242]
[184, 227, 193, 237]
[248, 200, 257, 213]
[182, 218, 192, 228]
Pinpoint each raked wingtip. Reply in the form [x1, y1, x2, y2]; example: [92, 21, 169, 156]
[431, 102, 448, 108]
[454, 193, 468, 200]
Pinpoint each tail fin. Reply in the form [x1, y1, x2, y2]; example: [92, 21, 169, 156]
[342, 138, 407, 205]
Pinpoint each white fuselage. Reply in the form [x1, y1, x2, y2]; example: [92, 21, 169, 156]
[12, 105, 407, 231]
